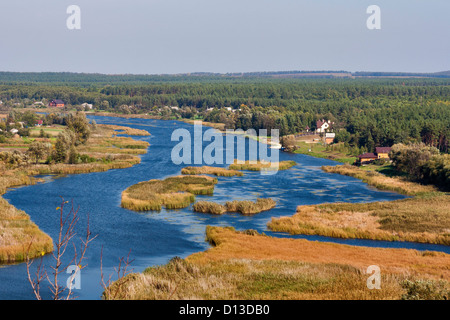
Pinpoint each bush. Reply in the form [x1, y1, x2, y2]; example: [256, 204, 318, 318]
[401, 279, 449, 300]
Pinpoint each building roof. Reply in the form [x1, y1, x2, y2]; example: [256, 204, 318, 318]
[316, 120, 327, 128]
[358, 153, 377, 159]
[51, 99, 65, 104]
[375, 147, 392, 154]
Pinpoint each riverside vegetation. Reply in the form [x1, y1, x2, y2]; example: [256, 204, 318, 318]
[0, 112, 150, 263]
[268, 162, 449, 245]
[193, 198, 276, 216]
[228, 159, 296, 171]
[104, 226, 450, 300]
[121, 175, 218, 211]
[106, 144, 450, 299]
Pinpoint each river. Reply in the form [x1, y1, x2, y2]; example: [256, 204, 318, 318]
[0, 116, 447, 300]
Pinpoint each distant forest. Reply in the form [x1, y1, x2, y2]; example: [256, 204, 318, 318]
[0, 72, 449, 153]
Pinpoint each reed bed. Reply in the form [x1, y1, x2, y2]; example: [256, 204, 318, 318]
[181, 166, 243, 177]
[121, 175, 218, 211]
[105, 226, 450, 300]
[192, 201, 227, 215]
[225, 198, 276, 215]
[0, 195, 53, 264]
[229, 159, 296, 172]
[0, 124, 149, 264]
[268, 194, 450, 245]
[98, 124, 151, 136]
[322, 164, 438, 196]
[193, 198, 276, 215]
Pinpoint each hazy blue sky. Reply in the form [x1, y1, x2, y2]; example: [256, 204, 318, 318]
[0, 0, 448, 74]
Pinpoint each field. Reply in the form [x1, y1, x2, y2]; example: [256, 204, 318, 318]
[293, 141, 357, 164]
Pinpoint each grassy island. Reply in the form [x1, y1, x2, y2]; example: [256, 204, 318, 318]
[228, 159, 296, 172]
[181, 166, 243, 177]
[193, 198, 276, 215]
[121, 175, 218, 211]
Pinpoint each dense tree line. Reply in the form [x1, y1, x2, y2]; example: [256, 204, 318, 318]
[1, 77, 449, 153]
[390, 143, 449, 191]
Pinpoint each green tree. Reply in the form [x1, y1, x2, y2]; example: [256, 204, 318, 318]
[67, 112, 91, 145]
[27, 141, 52, 164]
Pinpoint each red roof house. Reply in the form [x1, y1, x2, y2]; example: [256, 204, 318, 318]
[49, 99, 65, 107]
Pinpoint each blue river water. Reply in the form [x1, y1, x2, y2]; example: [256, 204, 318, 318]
[0, 116, 448, 300]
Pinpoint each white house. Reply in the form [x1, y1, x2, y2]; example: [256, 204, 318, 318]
[81, 103, 93, 109]
[316, 119, 333, 133]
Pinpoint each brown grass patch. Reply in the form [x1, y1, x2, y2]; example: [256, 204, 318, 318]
[268, 195, 450, 245]
[322, 164, 437, 196]
[229, 159, 296, 172]
[106, 227, 450, 300]
[193, 198, 276, 215]
[181, 166, 243, 177]
[98, 124, 150, 136]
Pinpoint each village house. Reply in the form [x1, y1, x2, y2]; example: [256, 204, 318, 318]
[357, 152, 378, 164]
[375, 147, 392, 159]
[48, 99, 65, 107]
[357, 147, 392, 164]
[316, 119, 334, 133]
[81, 102, 93, 110]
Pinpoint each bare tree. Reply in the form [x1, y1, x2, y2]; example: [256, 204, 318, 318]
[26, 198, 97, 300]
[100, 246, 134, 300]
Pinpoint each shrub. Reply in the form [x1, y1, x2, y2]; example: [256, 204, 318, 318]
[401, 279, 449, 300]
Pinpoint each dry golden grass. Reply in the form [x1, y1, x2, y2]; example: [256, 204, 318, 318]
[106, 227, 450, 300]
[193, 198, 276, 215]
[181, 166, 243, 177]
[0, 124, 149, 264]
[98, 124, 151, 136]
[0, 197, 53, 263]
[322, 164, 438, 196]
[268, 194, 450, 245]
[225, 198, 276, 215]
[229, 159, 296, 172]
[121, 175, 218, 211]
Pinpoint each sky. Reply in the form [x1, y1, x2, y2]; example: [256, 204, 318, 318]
[0, 0, 448, 74]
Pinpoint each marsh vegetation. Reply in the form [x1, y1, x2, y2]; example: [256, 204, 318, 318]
[193, 198, 276, 216]
[229, 159, 296, 172]
[105, 227, 450, 300]
[121, 175, 218, 211]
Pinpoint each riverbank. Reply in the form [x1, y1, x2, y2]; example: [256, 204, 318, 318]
[105, 226, 450, 300]
[0, 124, 150, 264]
